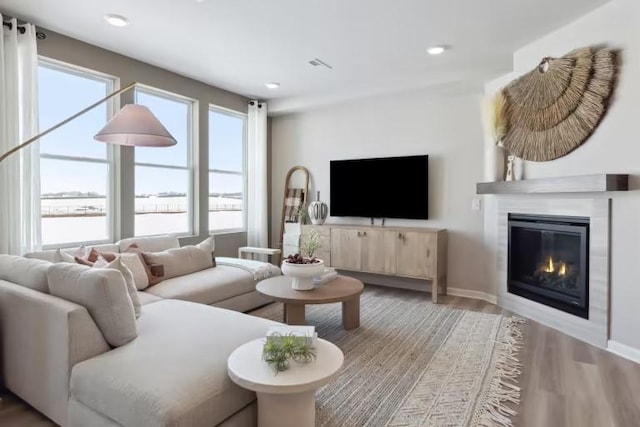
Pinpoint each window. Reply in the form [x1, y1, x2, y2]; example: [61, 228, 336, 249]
[134, 87, 195, 236]
[209, 107, 246, 232]
[38, 60, 115, 246]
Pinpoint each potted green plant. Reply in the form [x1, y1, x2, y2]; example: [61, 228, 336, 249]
[262, 333, 316, 373]
[300, 229, 323, 258]
[282, 230, 325, 291]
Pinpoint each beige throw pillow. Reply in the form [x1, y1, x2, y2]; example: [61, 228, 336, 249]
[47, 263, 137, 347]
[54, 248, 75, 263]
[124, 244, 164, 287]
[116, 252, 150, 291]
[94, 257, 142, 318]
[196, 235, 215, 262]
[142, 241, 214, 280]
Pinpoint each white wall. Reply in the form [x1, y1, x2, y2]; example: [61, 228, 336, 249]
[270, 90, 489, 292]
[484, 0, 640, 351]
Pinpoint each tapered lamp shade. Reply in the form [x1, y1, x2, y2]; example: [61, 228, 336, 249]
[94, 104, 177, 147]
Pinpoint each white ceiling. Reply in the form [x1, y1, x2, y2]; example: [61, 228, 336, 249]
[2, 0, 610, 114]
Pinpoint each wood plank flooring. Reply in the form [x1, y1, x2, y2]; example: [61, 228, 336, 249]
[1, 286, 639, 426]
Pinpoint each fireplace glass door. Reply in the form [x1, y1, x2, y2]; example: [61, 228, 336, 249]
[508, 214, 589, 318]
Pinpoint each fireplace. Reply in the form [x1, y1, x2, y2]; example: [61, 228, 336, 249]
[508, 214, 589, 318]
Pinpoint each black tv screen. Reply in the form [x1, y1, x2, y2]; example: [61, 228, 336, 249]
[330, 155, 429, 219]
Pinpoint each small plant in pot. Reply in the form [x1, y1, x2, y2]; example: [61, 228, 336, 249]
[282, 230, 324, 291]
[262, 333, 316, 373]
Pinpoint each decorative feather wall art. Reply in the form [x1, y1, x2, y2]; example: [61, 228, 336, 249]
[491, 46, 618, 162]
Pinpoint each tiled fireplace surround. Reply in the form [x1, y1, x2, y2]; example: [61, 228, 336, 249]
[496, 197, 610, 348]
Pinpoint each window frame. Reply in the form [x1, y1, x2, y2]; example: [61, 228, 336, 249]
[38, 57, 119, 250]
[208, 104, 248, 235]
[133, 84, 198, 238]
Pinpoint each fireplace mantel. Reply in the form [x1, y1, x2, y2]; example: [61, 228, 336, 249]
[476, 174, 628, 195]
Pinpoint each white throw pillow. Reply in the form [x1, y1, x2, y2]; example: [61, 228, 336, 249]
[47, 263, 137, 347]
[54, 248, 76, 263]
[98, 257, 142, 318]
[142, 244, 214, 280]
[118, 252, 150, 291]
[196, 235, 216, 261]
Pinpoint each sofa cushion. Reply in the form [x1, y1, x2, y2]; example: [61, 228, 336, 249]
[142, 246, 214, 280]
[70, 300, 278, 427]
[144, 266, 256, 305]
[137, 291, 162, 306]
[0, 255, 51, 293]
[117, 236, 179, 253]
[47, 264, 137, 347]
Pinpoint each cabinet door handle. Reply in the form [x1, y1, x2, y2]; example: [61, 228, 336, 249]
[357, 231, 361, 237]
[362, 231, 367, 237]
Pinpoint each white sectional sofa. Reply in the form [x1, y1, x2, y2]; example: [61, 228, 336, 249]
[0, 235, 282, 427]
[26, 235, 275, 312]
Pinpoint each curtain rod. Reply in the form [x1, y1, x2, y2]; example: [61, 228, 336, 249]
[2, 21, 47, 39]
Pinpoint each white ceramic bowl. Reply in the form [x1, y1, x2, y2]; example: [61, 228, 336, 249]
[281, 259, 325, 291]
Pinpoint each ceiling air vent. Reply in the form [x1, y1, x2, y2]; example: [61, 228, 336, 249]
[309, 58, 333, 69]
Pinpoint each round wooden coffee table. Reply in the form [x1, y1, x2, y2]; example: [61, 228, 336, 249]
[257, 275, 364, 330]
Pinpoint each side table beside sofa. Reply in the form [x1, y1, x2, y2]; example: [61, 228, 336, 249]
[227, 338, 344, 427]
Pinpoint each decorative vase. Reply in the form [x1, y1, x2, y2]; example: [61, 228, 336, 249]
[485, 144, 507, 181]
[505, 155, 515, 181]
[281, 259, 325, 291]
[514, 157, 524, 180]
[308, 191, 328, 225]
[497, 145, 507, 181]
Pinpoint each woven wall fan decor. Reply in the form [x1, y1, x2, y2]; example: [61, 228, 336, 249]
[499, 46, 618, 162]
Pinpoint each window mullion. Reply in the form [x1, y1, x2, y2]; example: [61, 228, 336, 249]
[41, 153, 110, 164]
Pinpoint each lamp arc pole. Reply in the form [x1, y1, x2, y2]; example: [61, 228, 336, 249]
[0, 81, 138, 164]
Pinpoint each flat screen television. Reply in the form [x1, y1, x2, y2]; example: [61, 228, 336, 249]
[330, 155, 428, 219]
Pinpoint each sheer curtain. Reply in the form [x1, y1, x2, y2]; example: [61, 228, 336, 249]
[246, 101, 268, 249]
[0, 17, 40, 254]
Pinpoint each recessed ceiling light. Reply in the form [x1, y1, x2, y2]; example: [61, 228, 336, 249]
[104, 14, 130, 27]
[427, 46, 447, 55]
[265, 82, 281, 89]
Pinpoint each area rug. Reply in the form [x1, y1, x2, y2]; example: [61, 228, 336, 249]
[250, 291, 524, 427]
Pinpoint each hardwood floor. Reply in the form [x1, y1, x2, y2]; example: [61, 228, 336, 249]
[2, 286, 640, 426]
[0, 393, 53, 426]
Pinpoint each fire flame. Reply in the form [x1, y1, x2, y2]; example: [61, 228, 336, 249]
[542, 256, 568, 276]
[559, 262, 567, 276]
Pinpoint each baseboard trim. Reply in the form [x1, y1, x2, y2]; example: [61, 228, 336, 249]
[607, 340, 640, 364]
[447, 287, 498, 305]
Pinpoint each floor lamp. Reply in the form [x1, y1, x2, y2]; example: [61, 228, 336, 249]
[0, 81, 176, 165]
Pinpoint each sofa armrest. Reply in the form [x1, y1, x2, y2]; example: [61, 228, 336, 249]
[0, 280, 110, 426]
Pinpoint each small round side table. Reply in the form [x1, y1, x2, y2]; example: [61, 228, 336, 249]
[227, 338, 343, 427]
